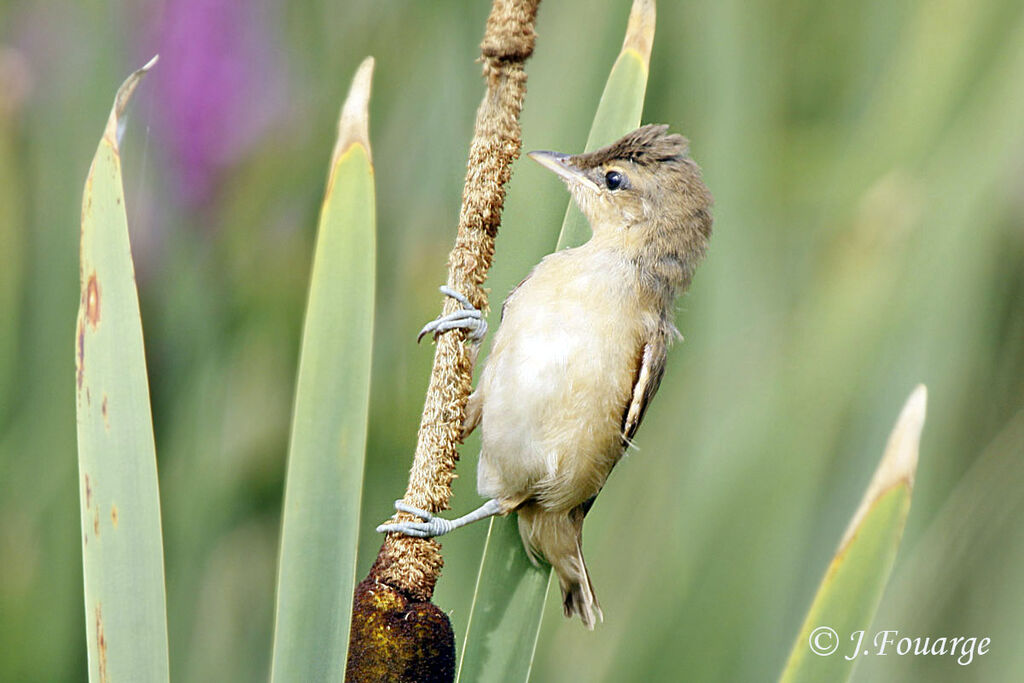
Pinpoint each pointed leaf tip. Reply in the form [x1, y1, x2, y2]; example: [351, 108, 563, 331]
[884, 382, 925, 483]
[333, 57, 375, 166]
[839, 385, 927, 549]
[108, 55, 158, 146]
[879, 383, 926, 488]
[622, 0, 656, 63]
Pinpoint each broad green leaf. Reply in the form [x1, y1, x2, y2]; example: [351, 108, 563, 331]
[270, 57, 377, 682]
[556, 0, 655, 250]
[779, 385, 927, 683]
[75, 56, 169, 683]
[458, 3, 655, 680]
[457, 515, 553, 683]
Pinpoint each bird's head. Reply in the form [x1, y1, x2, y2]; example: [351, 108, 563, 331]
[529, 124, 712, 262]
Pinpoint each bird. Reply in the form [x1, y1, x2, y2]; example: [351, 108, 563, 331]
[378, 124, 713, 628]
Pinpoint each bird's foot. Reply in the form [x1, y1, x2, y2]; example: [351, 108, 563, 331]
[376, 500, 456, 538]
[376, 498, 504, 538]
[418, 285, 487, 343]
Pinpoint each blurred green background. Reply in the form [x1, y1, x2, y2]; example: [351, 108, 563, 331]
[2, 0, 1023, 680]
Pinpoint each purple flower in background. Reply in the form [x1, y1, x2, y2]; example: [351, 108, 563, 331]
[150, 0, 287, 207]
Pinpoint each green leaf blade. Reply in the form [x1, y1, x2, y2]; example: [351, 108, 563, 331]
[780, 385, 927, 683]
[456, 518, 553, 683]
[270, 57, 377, 682]
[458, 2, 655, 679]
[75, 56, 170, 683]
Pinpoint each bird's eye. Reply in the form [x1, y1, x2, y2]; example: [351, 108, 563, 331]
[604, 170, 624, 190]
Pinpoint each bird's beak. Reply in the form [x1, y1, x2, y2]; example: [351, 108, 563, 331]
[527, 150, 601, 192]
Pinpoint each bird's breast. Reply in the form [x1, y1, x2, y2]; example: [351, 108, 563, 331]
[475, 248, 647, 509]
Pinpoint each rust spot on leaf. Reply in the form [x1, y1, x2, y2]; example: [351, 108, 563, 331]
[85, 273, 101, 328]
[95, 603, 108, 682]
[84, 474, 92, 509]
[93, 508, 101, 537]
[101, 394, 110, 430]
[110, 504, 118, 528]
[76, 319, 86, 390]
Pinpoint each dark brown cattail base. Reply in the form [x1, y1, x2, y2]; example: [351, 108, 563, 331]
[345, 575, 455, 683]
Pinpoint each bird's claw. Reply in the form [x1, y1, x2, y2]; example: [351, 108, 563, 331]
[376, 499, 454, 538]
[418, 285, 488, 343]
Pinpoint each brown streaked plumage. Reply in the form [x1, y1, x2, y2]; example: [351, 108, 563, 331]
[380, 124, 713, 629]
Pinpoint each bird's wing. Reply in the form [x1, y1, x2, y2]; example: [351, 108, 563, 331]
[621, 330, 669, 444]
[580, 331, 670, 519]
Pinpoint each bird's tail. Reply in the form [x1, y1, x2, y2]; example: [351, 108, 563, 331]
[517, 504, 603, 629]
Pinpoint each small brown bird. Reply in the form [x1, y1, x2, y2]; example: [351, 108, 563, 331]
[379, 124, 713, 628]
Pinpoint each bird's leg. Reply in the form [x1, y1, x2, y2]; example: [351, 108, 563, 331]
[418, 285, 488, 343]
[376, 498, 504, 538]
